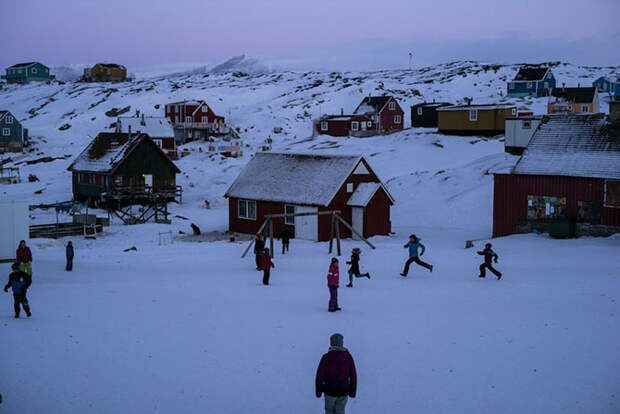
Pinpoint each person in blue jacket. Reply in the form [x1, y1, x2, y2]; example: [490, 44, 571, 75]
[477, 243, 502, 280]
[66, 241, 74, 271]
[4, 262, 32, 318]
[400, 234, 433, 276]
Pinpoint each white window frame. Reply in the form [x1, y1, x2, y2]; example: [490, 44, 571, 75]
[185, 116, 192, 123]
[346, 183, 354, 193]
[417, 107, 423, 115]
[153, 139, 163, 148]
[469, 109, 478, 122]
[321, 121, 328, 131]
[544, 82, 549, 89]
[526, 81, 533, 89]
[2, 128, 10, 136]
[6, 116, 13, 124]
[351, 121, 359, 131]
[394, 115, 402, 124]
[202, 105, 208, 113]
[238, 199, 257, 220]
[201, 116, 208, 123]
[389, 101, 396, 110]
[511, 108, 517, 115]
[509, 82, 515, 90]
[32, 68, 38, 74]
[367, 121, 373, 128]
[522, 120, 531, 129]
[604, 180, 620, 208]
[284, 204, 295, 225]
[581, 105, 589, 113]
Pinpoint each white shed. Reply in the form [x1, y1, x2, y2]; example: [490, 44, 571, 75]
[0, 200, 29, 262]
[505, 117, 542, 155]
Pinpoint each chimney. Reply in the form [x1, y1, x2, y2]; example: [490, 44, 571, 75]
[128, 125, 132, 138]
[562, 82, 566, 92]
[577, 82, 580, 88]
[610, 101, 620, 122]
[141, 113, 145, 126]
[116, 118, 121, 133]
[341, 108, 344, 116]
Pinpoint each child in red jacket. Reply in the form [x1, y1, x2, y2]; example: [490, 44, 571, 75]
[260, 248, 275, 285]
[327, 258, 341, 312]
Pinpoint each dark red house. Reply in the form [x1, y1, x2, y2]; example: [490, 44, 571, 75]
[224, 153, 394, 241]
[164, 100, 227, 143]
[353, 96, 404, 133]
[313, 114, 375, 137]
[493, 113, 620, 238]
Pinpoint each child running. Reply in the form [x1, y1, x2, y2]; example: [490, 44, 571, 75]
[400, 234, 433, 276]
[346, 248, 370, 287]
[477, 243, 502, 280]
[327, 258, 341, 312]
[4, 262, 32, 318]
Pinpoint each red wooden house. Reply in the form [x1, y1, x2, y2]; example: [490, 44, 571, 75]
[164, 100, 228, 143]
[353, 96, 404, 133]
[313, 114, 375, 137]
[115, 115, 177, 159]
[224, 153, 394, 241]
[493, 113, 620, 238]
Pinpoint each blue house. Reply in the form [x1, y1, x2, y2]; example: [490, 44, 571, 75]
[592, 76, 620, 97]
[0, 110, 28, 153]
[507, 67, 556, 98]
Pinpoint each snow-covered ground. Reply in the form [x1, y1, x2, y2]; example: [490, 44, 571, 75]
[1, 60, 619, 413]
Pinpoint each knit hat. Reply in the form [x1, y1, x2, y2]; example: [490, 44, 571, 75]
[11, 262, 19, 270]
[485, 243, 492, 248]
[330, 333, 344, 347]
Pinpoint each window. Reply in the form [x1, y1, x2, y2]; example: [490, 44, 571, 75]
[389, 101, 396, 110]
[417, 107, 423, 115]
[351, 121, 359, 131]
[153, 139, 162, 148]
[202, 105, 208, 112]
[527, 196, 567, 219]
[6, 116, 13, 124]
[2, 128, 9, 136]
[511, 108, 517, 115]
[522, 120, 532, 129]
[32, 68, 38, 74]
[509, 83, 515, 90]
[526, 81, 533, 89]
[469, 109, 478, 121]
[201, 116, 208, 123]
[89, 174, 96, 185]
[285, 205, 295, 225]
[604, 180, 620, 207]
[185, 116, 192, 123]
[321, 121, 328, 131]
[581, 105, 589, 113]
[238, 199, 257, 220]
[394, 115, 402, 124]
[367, 121, 373, 128]
[578, 201, 601, 220]
[346, 183, 353, 193]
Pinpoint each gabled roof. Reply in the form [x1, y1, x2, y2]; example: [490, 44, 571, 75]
[512, 67, 549, 81]
[320, 114, 372, 121]
[8, 62, 38, 69]
[95, 63, 126, 69]
[354, 96, 393, 115]
[115, 116, 174, 138]
[411, 102, 452, 108]
[512, 114, 620, 180]
[347, 182, 394, 207]
[436, 104, 516, 112]
[67, 132, 180, 174]
[225, 152, 380, 206]
[167, 99, 205, 106]
[550, 87, 597, 104]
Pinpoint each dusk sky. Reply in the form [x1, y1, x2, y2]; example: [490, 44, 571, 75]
[2, 0, 619, 70]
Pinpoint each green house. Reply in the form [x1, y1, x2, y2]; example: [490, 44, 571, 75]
[3, 62, 52, 84]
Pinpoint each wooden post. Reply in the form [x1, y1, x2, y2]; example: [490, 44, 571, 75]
[328, 213, 335, 254]
[335, 214, 375, 249]
[241, 217, 270, 258]
[269, 219, 274, 258]
[335, 217, 341, 256]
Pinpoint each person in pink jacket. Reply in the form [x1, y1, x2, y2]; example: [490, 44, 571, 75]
[327, 258, 341, 312]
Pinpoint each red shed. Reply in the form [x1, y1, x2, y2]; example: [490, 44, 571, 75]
[493, 113, 620, 237]
[353, 96, 404, 133]
[313, 114, 375, 137]
[224, 153, 394, 241]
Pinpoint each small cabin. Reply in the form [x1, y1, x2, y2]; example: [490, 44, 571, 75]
[67, 132, 180, 206]
[3, 62, 51, 84]
[225, 153, 394, 241]
[437, 104, 517, 136]
[83, 63, 127, 82]
[507, 67, 555, 97]
[504, 116, 542, 155]
[548, 87, 599, 114]
[0, 110, 28, 153]
[410, 102, 452, 128]
[314, 114, 375, 137]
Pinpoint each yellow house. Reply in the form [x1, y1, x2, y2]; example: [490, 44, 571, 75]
[548, 87, 599, 114]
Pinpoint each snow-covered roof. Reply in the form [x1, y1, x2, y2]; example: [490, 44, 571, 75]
[436, 104, 516, 112]
[167, 99, 205, 106]
[353, 96, 393, 115]
[345, 182, 385, 207]
[411, 102, 452, 108]
[512, 114, 620, 180]
[512, 67, 549, 81]
[225, 152, 365, 206]
[115, 117, 174, 138]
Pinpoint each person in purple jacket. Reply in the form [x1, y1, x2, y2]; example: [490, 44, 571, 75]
[315, 333, 357, 414]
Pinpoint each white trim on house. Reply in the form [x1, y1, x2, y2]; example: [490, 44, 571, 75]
[238, 199, 257, 220]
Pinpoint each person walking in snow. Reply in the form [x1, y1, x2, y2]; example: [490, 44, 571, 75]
[478, 243, 502, 280]
[315, 333, 357, 414]
[260, 248, 275, 285]
[346, 248, 370, 288]
[327, 258, 341, 312]
[400, 234, 433, 276]
[279, 226, 291, 255]
[66, 241, 74, 271]
[254, 233, 265, 271]
[16, 240, 33, 276]
[4, 263, 32, 318]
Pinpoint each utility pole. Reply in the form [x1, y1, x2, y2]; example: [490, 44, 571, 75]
[408, 52, 413, 71]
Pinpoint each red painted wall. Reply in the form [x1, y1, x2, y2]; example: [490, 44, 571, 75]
[165, 102, 225, 124]
[364, 188, 392, 238]
[379, 97, 404, 132]
[314, 115, 374, 137]
[493, 174, 620, 237]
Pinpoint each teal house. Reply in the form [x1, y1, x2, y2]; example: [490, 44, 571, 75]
[507, 67, 555, 98]
[592, 76, 620, 97]
[3, 62, 52, 84]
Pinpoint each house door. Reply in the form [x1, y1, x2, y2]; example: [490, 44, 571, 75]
[361, 121, 367, 131]
[294, 205, 318, 241]
[143, 174, 153, 187]
[351, 207, 364, 240]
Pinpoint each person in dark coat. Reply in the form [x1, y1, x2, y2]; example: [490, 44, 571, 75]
[260, 248, 275, 285]
[478, 243, 502, 280]
[315, 333, 357, 414]
[4, 263, 32, 318]
[279, 227, 291, 255]
[346, 248, 370, 287]
[400, 234, 433, 276]
[254, 233, 265, 271]
[327, 258, 341, 312]
[16, 240, 33, 276]
[66, 241, 74, 271]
